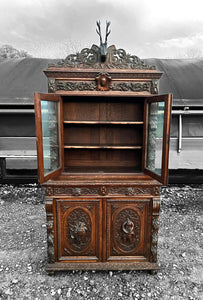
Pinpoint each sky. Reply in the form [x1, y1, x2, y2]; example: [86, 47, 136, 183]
[0, 0, 203, 59]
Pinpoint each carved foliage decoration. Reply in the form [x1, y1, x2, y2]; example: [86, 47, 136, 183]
[49, 45, 155, 70]
[46, 185, 159, 196]
[52, 81, 97, 92]
[65, 208, 92, 254]
[53, 186, 100, 196]
[48, 80, 152, 93]
[110, 82, 150, 92]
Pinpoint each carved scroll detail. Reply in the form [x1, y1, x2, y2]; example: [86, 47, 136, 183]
[50, 45, 155, 70]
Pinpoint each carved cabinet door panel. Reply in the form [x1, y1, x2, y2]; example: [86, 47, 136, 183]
[105, 198, 152, 262]
[56, 198, 102, 262]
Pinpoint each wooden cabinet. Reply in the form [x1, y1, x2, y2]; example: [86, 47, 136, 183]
[34, 43, 171, 273]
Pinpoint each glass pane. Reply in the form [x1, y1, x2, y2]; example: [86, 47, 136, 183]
[41, 100, 61, 176]
[146, 101, 165, 176]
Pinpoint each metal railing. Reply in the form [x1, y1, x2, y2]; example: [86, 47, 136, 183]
[172, 107, 203, 153]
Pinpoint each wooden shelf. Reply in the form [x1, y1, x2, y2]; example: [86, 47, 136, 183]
[63, 121, 144, 125]
[64, 145, 142, 149]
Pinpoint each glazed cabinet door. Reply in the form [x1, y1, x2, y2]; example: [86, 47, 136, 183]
[105, 198, 152, 262]
[34, 93, 64, 184]
[56, 199, 102, 262]
[143, 94, 172, 185]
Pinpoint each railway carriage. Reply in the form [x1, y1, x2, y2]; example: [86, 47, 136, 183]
[0, 56, 203, 183]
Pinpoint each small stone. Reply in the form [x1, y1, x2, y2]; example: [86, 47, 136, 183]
[5, 288, 13, 295]
[118, 292, 122, 297]
[90, 280, 95, 286]
[84, 275, 88, 280]
[57, 288, 62, 295]
[66, 288, 72, 298]
[109, 271, 113, 277]
[51, 289, 56, 296]
[42, 224, 46, 228]
[12, 279, 18, 284]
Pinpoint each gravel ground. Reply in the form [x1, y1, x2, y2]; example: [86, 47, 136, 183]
[0, 183, 202, 300]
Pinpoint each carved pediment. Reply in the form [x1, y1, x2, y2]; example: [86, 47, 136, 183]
[49, 44, 155, 70]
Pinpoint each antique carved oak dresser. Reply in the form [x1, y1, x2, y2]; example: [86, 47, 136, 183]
[34, 26, 172, 274]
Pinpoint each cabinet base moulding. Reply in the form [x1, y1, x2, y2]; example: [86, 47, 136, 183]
[46, 261, 159, 273]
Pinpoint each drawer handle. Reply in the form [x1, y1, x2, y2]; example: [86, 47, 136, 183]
[122, 218, 134, 234]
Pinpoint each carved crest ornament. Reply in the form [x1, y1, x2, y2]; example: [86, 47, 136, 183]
[49, 44, 155, 70]
[48, 21, 155, 70]
[46, 21, 160, 94]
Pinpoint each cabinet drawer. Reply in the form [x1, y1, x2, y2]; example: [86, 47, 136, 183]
[106, 198, 152, 261]
[56, 199, 102, 262]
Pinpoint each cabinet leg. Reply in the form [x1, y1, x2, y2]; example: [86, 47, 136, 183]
[149, 270, 158, 275]
[47, 271, 55, 276]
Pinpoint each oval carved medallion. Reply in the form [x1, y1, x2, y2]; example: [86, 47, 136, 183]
[65, 208, 92, 254]
[113, 208, 141, 254]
